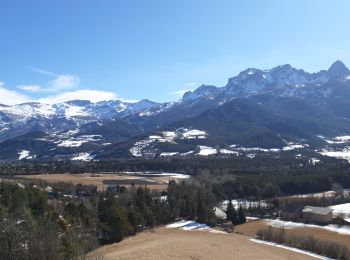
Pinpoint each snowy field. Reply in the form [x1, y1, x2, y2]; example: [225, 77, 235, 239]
[122, 171, 191, 179]
[318, 135, 350, 144]
[319, 148, 350, 162]
[265, 219, 350, 236]
[71, 152, 95, 161]
[166, 220, 227, 234]
[330, 203, 350, 221]
[129, 127, 310, 158]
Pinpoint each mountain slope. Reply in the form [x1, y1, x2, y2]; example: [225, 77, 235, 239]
[2, 60, 350, 161]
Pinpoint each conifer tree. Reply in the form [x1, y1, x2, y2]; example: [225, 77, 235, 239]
[237, 204, 246, 224]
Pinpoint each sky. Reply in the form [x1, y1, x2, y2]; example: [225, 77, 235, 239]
[1, 0, 350, 105]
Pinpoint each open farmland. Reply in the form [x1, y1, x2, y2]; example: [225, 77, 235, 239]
[235, 219, 350, 251]
[0, 172, 189, 191]
[89, 227, 316, 260]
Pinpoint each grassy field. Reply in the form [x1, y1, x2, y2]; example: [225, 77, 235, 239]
[0, 172, 187, 191]
[89, 227, 315, 260]
[235, 219, 350, 250]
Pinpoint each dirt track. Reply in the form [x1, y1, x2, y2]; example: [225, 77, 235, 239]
[90, 228, 315, 260]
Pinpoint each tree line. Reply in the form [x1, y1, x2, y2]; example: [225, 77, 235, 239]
[0, 178, 220, 260]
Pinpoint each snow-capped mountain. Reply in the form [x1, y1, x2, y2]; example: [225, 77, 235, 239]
[0, 99, 165, 142]
[182, 60, 350, 101]
[1, 60, 350, 161]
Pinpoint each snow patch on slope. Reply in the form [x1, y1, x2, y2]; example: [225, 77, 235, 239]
[18, 150, 33, 160]
[71, 153, 94, 161]
[166, 220, 227, 234]
[265, 219, 350, 236]
[250, 239, 332, 260]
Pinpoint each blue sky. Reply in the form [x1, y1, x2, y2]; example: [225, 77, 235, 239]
[1, 0, 350, 104]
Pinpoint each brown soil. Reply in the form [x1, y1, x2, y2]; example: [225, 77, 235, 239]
[1, 173, 183, 191]
[89, 228, 315, 260]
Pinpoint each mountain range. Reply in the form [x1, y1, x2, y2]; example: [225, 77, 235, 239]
[1, 60, 350, 161]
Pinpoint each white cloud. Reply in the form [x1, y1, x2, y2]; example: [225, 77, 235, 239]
[20, 67, 81, 93]
[17, 85, 42, 92]
[185, 82, 199, 87]
[170, 88, 196, 98]
[0, 86, 30, 105]
[38, 89, 118, 104]
[30, 67, 57, 77]
[49, 74, 80, 90]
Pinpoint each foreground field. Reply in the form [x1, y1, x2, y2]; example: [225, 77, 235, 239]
[90, 228, 316, 260]
[1, 172, 189, 191]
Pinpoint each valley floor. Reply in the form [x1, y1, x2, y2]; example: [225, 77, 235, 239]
[89, 227, 316, 260]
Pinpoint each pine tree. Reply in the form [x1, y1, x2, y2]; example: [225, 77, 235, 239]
[226, 200, 238, 224]
[237, 205, 246, 224]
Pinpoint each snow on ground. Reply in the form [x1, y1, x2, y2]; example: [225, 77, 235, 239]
[122, 171, 190, 179]
[233, 147, 281, 153]
[18, 150, 33, 160]
[330, 203, 350, 219]
[228, 143, 306, 154]
[220, 149, 239, 155]
[250, 239, 332, 260]
[181, 129, 207, 139]
[265, 219, 350, 236]
[286, 189, 350, 199]
[130, 139, 155, 157]
[221, 199, 268, 210]
[282, 143, 308, 151]
[160, 152, 179, 157]
[0, 103, 56, 120]
[71, 153, 94, 161]
[197, 146, 217, 156]
[319, 135, 350, 144]
[309, 158, 321, 165]
[318, 148, 350, 162]
[57, 140, 86, 147]
[129, 128, 208, 157]
[289, 191, 336, 198]
[56, 135, 101, 148]
[64, 105, 90, 118]
[181, 151, 194, 156]
[166, 220, 227, 234]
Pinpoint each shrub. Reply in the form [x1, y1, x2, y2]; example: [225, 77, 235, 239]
[256, 227, 350, 259]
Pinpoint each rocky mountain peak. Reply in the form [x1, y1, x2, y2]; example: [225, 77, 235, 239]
[328, 60, 349, 78]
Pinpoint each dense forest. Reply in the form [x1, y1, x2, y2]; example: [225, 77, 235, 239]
[0, 179, 218, 260]
[0, 152, 346, 176]
[1, 155, 350, 200]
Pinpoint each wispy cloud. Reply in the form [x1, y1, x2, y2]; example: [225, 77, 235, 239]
[38, 89, 117, 104]
[17, 85, 42, 93]
[184, 82, 199, 87]
[1, 78, 120, 105]
[170, 89, 192, 98]
[29, 67, 57, 77]
[170, 82, 198, 98]
[19, 67, 81, 93]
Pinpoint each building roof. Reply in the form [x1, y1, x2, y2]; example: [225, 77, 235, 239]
[302, 206, 332, 216]
[214, 207, 227, 219]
